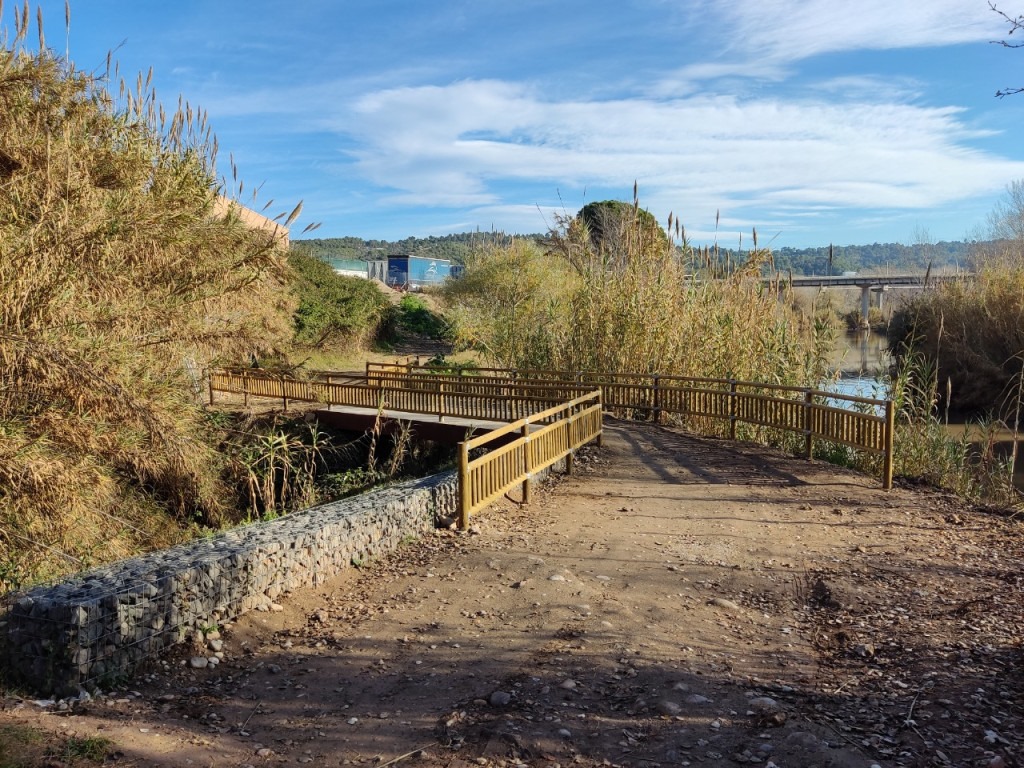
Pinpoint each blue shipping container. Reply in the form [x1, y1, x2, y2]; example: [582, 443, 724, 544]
[386, 255, 451, 288]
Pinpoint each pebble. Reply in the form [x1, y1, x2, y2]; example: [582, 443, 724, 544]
[489, 690, 512, 706]
[709, 597, 742, 612]
[559, 679, 578, 690]
[685, 694, 711, 705]
[347, 717, 359, 725]
[749, 696, 780, 713]
[208, 639, 224, 652]
[189, 657, 209, 669]
[657, 700, 682, 716]
[256, 748, 273, 757]
[557, 728, 572, 738]
[548, 574, 567, 582]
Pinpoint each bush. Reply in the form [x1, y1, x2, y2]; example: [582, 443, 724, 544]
[289, 250, 389, 348]
[889, 243, 1024, 421]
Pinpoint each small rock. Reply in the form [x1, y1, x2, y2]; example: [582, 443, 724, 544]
[190, 657, 209, 669]
[749, 696, 780, 713]
[657, 700, 681, 716]
[557, 728, 572, 738]
[489, 690, 512, 707]
[347, 717, 359, 725]
[256, 748, 273, 757]
[548, 574, 567, 582]
[208, 639, 224, 652]
[270, 603, 284, 612]
[207, 656, 220, 666]
[709, 597, 742, 612]
[685, 694, 711, 705]
[205, 630, 221, 641]
[784, 731, 823, 751]
[559, 679, 578, 690]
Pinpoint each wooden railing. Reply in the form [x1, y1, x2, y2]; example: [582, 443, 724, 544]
[209, 369, 589, 424]
[365, 362, 895, 489]
[208, 369, 605, 527]
[459, 390, 603, 527]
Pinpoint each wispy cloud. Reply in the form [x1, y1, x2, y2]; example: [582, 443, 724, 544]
[334, 78, 1024, 237]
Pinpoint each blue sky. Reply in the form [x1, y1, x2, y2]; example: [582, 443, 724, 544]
[20, 0, 1024, 248]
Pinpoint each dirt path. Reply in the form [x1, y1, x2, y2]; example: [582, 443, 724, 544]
[3, 419, 1023, 768]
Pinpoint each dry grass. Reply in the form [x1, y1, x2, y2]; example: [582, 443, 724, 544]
[0, 10, 297, 589]
[443, 191, 833, 388]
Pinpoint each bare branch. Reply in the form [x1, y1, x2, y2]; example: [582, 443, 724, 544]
[991, 3, 1024, 95]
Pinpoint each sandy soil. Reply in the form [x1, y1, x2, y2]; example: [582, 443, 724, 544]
[2, 419, 1022, 768]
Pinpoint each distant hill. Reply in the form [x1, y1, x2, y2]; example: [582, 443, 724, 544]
[293, 234, 978, 276]
[770, 240, 974, 276]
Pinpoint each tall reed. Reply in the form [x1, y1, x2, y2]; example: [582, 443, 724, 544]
[0, 8, 297, 589]
[444, 191, 833, 388]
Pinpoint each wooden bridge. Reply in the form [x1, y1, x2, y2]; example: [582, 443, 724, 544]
[209, 364, 894, 528]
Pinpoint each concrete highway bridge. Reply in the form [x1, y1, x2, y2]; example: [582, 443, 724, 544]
[773, 273, 969, 328]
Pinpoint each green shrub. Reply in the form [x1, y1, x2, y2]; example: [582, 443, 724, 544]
[288, 249, 389, 348]
[394, 294, 449, 338]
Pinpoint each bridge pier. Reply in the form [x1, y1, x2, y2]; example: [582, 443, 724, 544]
[859, 285, 871, 330]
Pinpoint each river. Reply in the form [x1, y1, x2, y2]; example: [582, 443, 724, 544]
[826, 331, 1022, 490]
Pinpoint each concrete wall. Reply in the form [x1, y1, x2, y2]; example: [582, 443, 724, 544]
[213, 196, 290, 247]
[0, 472, 457, 695]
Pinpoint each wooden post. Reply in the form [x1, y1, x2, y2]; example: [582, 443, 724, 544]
[522, 422, 532, 504]
[242, 371, 249, 408]
[728, 380, 737, 440]
[803, 389, 814, 459]
[458, 442, 471, 529]
[282, 379, 288, 412]
[883, 398, 895, 490]
[596, 391, 604, 447]
[208, 375, 214, 406]
[325, 375, 333, 410]
[653, 375, 661, 424]
[438, 381, 446, 422]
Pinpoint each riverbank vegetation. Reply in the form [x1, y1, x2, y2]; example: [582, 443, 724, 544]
[444, 194, 835, 386]
[0, 15, 426, 592]
[882, 182, 1024, 509]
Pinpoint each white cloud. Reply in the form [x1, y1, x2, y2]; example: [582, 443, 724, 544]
[337, 78, 1024, 237]
[687, 0, 1003, 62]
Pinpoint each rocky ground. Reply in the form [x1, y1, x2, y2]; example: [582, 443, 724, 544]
[2, 418, 1022, 768]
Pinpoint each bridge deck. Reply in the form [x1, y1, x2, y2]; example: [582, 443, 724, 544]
[315, 404, 530, 444]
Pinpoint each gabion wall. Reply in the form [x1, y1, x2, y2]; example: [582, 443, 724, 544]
[0, 472, 458, 696]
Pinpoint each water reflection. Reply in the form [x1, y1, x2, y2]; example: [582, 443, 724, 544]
[831, 330, 889, 378]
[824, 330, 1022, 491]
